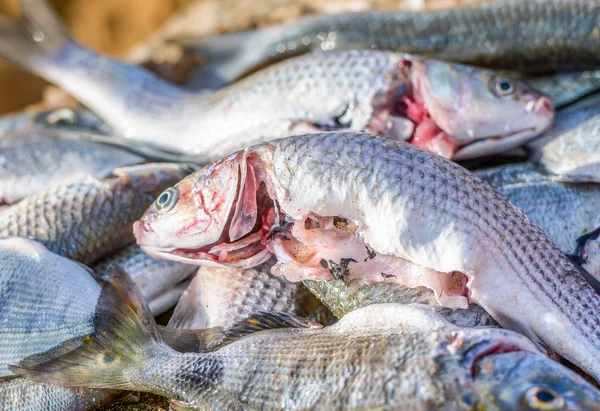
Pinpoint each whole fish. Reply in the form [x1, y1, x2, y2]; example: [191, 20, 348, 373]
[169, 260, 332, 330]
[0, 129, 143, 204]
[93, 244, 197, 316]
[176, 0, 600, 87]
[0, 378, 116, 411]
[303, 279, 497, 328]
[0, 163, 194, 265]
[528, 93, 600, 182]
[476, 163, 600, 253]
[0, 0, 553, 160]
[135, 132, 600, 382]
[13, 270, 600, 410]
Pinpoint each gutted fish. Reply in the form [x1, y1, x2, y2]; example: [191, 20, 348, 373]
[0, 0, 553, 160]
[0, 129, 143, 204]
[93, 244, 197, 316]
[13, 269, 600, 410]
[476, 163, 600, 253]
[177, 0, 600, 87]
[135, 132, 600, 381]
[528, 93, 600, 182]
[169, 260, 331, 329]
[0, 163, 194, 265]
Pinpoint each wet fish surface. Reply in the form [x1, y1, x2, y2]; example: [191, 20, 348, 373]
[0, 0, 553, 160]
[169, 260, 332, 329]
[527, 70, 600, 109]
[0, 129, 143, 204]
[178, 0, 600, 87]
[135, 132, 600, 382]
[0, 163, 193, 265]
[528, 93, 600, 182]
[0, 106, 110, 136]
[14, 270, 600, 410]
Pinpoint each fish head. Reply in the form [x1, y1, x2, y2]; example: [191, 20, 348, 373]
[471, 351, 600, 410]
[407, 59, 554, 160]
[134, 152, 273, 267]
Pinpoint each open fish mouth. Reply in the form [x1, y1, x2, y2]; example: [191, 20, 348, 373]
[452, 126, 539, 161]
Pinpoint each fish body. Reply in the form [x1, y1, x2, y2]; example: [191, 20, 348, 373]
[135, 132, 600, 381]
[180, 0, 600, 87]
[0, 106, 110, 136]
[476, 163, 600, 253]
[0, 0, 552, 160]
[0, 163, 193, 264]
[528, 93, 600, 182]
[13, 270, 600, 410]
[528, 71, 600, 109]
[0, 129, 143, 204]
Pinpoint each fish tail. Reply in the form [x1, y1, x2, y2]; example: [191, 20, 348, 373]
[0, 0, 73, 77]
[10, 266, 167, 390]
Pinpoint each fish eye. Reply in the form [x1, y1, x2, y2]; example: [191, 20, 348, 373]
[155, 187, 179, 213]
[524, 387, 565, 410]
[492, 77, 516, 97]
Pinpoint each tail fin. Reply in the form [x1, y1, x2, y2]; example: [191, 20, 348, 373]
[0, 0, 73, 73]
[10, 265, 164, 390]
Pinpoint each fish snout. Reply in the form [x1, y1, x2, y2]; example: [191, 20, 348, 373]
[133, 219, 155, 245]
[533, 96, 555, 119]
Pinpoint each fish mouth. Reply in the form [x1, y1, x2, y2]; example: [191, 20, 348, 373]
[452, 126, 539, 161]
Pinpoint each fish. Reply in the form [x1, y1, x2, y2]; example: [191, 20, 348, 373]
[0, 162, 195, 265]
[303, 279, 497, 328]
[0, 129, 143, 204]
[0, 378, 116, 411]
[476, 163, 600, 253]
[527, 70, 600, 109]
[93, 244, 197, 316]
[169, 259, 333, 330]
[528, 92, 600, 182]
[0, 0, 553, 160]
[134, 131, 600, 382]
[13, 268, 600, 410]
[176, 0, 600, 88]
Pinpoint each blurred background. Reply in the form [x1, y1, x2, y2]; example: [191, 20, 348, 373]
[0, 0, 486, 115]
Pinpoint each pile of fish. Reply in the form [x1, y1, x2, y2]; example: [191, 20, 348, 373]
[2, 0, 600, 409]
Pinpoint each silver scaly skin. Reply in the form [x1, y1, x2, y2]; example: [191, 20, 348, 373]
[12, 271, 600, 411]
[180, 0, 600, 86]
[0, 129, 142, 204]
[135, 132, 600, 382]
[0, 163, 194, 265]
[527, 71, 600, 109]
[0, 0, 552, 160]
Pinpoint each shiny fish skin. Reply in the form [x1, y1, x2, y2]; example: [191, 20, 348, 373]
[135, 132, 600, 382]
[0, 0, 552, 160]
[476, 163, 600, 253]
[303, 279, 497, 327]
[528, 71, 600, 109]
[0, 106, 109, 136]
[0, 163, 192, 265]
[528, 93, 600, 182]
[181, 0, 600, 87]
[93, 244, 196, 316]
[0, 378, 115, 411]
[169, 260, 330, 329]
[0, 129, 143, 204]
[13, 272, 600, 411]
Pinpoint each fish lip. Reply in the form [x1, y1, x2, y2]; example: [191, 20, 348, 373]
[452, 126, 540, 161]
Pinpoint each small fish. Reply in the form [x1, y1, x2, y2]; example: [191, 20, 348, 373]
[0, 129, 143, 204]
[0, 0, 553, 160]
[527, 70, 600, 109]
[93, 244, 197, 316]
[134, 132, 600, 382]
[0, 163, 194, 265]
[169, 259, 332, 330]
[528, 93, 600, 182]
[0, 378, 116, 411]
[176, 0, 600, 88]
[13, 269, 600, 410]
[476, 163, 600, 253]
[303, 279, 497, 328]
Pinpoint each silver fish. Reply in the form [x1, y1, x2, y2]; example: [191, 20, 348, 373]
[93, 244, 197, 316]
[528, 70, 600, 109]
[135, 132, 600, 382]
[0, 0, 553, 160]
[13, 270, 600, 410]
[169, 260, 332, 330]
[0, 106, 110, 136]
[0, 129, 143, 204]
[528, 93, 600, 182]
[177, 0, 600, 88]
